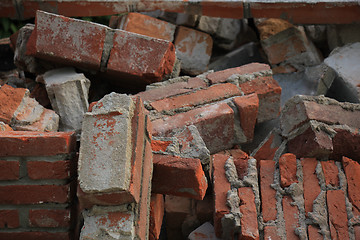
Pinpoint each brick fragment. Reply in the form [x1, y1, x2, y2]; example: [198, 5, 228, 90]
[238, 187, 259, 240]
[331, 127, 360, 161]
[152, 154, 207, 200]
[149, 194, 164, 240]
[302, 158, 321, 216]
[256, 18, 293, 41]
[259, 160, 277, 222]
[321, 160, 339, 187]
[0, 121, 13, 131]
[27, 161, 70, 180]
[0, 84, 28, 124]
[282, 195, 300, 240]
[29, 209, 70, 228]
[342, 156, 360, 216]
[0, 210, 19, 228]
[151, 140, 172, 152]
[252, 130, 283, 161]
[279, 153, 298, 188]
[0, 160, 19, 180]
[327, 190, 349, 239]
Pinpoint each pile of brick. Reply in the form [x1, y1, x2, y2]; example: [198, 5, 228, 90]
[0, 6, 360, 240]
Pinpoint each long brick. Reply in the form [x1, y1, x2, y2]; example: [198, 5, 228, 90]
[0, 185, 69, 204]
[279, 153, 298, 188]
[282, 195, 300, 240]
[206, 63, 271, 85]
[259, 160, 277, 222]
[27, 161, 70, 180]
[0, 160, 19, 180]
[27, 11, 106, 70]
[212, 153, 231, 237]
[327, 190, 349, 239]
[0, 210, 19, 228]
[29, 209, 70, 228]
[0, 232, 70, 240]
[238, 187, 259, 240]
[152, 102, 235, 154]
[302, 158, 321, 216]
[342, 156, 360, 217]
[0, 84, 28, 124]
[0, 131, 76, 157]
[308, 225, 323, 240]
[321, 160, 339, 187]
[152, 154, 207, 200]
[149, 194, 164, 240]
[150, 83, 241, 112]
[263, 225, 281, 240]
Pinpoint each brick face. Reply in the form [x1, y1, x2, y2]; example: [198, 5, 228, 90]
[259, 160, 277, 222]
[29, 209, 70, 228]
[238, 187, 259, 240]
[302, 158, 321, 216]
[282, 195, 300, 240]
[279, 153, 298, 188]
[327, 190, 349, 239]
[0, 210, 19, 228]
[0, 160, 19, 180]
[342, 156, 360, 216]
[0, 85, 28, 124]
[149, 194, 164, 240]
[27, 161, 70, 180]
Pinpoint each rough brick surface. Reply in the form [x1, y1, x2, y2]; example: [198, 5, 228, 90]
[149, 194, 164, 240]
[29, 209, 70, 228]
[252, 130, 282, 161]
[0, 160, 19, 180]
[238, 187, 259, 240]
[27, 161, 70, 180]
[152, 154, 207, 200]
[279, 153, 298, 188]
[342, 156, 360, 216]
[308, 225, 323, 240]
[0, 84, 28, 124]
[282, 195, 300, 240]
[321, 160, 339, 187]
[0, 210, 19, 228]
[327, 190, 349, 239]
[259, 160, 277, 222]
[263, 225, 281, 240]
[302, 158, 321, 216]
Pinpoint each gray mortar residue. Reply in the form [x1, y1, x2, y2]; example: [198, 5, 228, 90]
[196, 70, 213, 85]
[225, 69, 273, 85]
[146, 76, 190, 90]
[225, 157, 243, 188]
[273, 140, 288, 163]
[226, 99, 247, 144]
[223, 189, 242, 239]
[308, 191, 331, 239]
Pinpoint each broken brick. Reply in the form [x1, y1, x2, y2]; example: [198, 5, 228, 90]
[282, 196, 300, 240]
[149, 194, 164, 240]
[259, 160, 277, 222]
[29, 209, 70, 228]
[0, 160, 19, 180]
[0, 84, 28, 124]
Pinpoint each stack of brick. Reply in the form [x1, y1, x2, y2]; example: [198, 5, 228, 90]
[0, 131, 77, 239]
[77, 93, 153, 239]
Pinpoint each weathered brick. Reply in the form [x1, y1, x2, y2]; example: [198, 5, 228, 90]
[119, 12, 176, 42]
[308, 225, 323, 240]
[152, 102, 235, 154]
[149, 194, 164, 240]
[302, 158, 321, 216]
[342, 156, 360, 217]
[0, 210, 19, 228]
[206, 63, 271, 85]
[263, 225, 281, 240]
[150, 83, 241, 112]
[151, 140, 172, 152]
[223, 149, 249, 180]
[354, 225, 360, 240]
[174, 26, 213, 75]
[233, 94, 259, 141]
[14, 107, 59, 132]
[152, 154, 207, 200]
[279, 153, 298, 188]
[331, 127, 360, 161]
[327, 190, 349, 239]
[282, 195, 300, 240]
[29, 209, 70, 228]
[238, 187, 259, 240]
[27, 161, 70, 180]
[259, 160, 277, 222]
[0, 185, 70, 204]
[256, 18, 293, 41]
[0, 131, 76, 157]
[0, 122, 13, 131]
[321, 160, 339, 188]
[0, 84, 28, 124]
[0, 160, 19, 180]
[252, 130, 283, 161]
[0, 232, 70, 240]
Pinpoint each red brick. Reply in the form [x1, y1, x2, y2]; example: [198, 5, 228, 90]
[151, 140, 172, 152]
[321, 160, 339, 187]
[253, 132, 281, 161]
[282, 195, 300, 240]
[0, 160, 19, 180]
[308, 225, 323, 240]
[327, 190, 349, 239]
[0, 210, 19, 228]
[212, 153, 231, 237]
[259, 160, 277, 222]
[146, 115, 153, 140]
[206, 63, 271, 85]
[107, 29, 176, 84]
[0, 85, 27, 124]
[27, 11, 106, 70]
[226, 149, 249, 180]
[233, 94, 259, 141]
[137, 77, 207, 103]
[120, 13, 176, 42]
[302, 158, 321, 216]
[0, 185, 69, 204]
[342, 156, 360, 217]
[0, 122, 13, 131]
[238, 187, 259, 240]
[354, 225, 360, 240]
[279, 153, 298, 188]
[150, 83, 241, 112]
[331, 127, 360, 161]
[152, 102, 235, 154]
[0, 131, 76, 157]
[27, 161, 70, 180]
[152, 154, 207, 200]
[263, 225, 281, 240]
[29, 83, 51, 109]
[29, 209, 70, 228]
[0, 232, 70, 240]
[149, 194, 164, 240]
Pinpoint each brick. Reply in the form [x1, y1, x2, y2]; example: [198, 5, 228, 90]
[27, 11, 106, 70]
[279, 153, 298, 188]
[302, 158, 321, 216]
[0, 122, 13, 131]
[0, 131, 76, 157]
[282, 195, 300, 240]
[107, 29, 176, 84]
[212, 154, 231, 237]
[164, 195, 192, 227]
[28, 161, 70, 180]
[0, 160, 19, 180]
[0, 84, 28, 124]
[174, 26, 213, 75]
[119, 12, 176, 42]
[0, 210, 19, 228]
[308, 225, 323, 240]
[238, 187, 259, 240]
[256, 18, 293, 41]
[259, 160, 277, 222]
[29, 209, 70, 228]
[151, 140, 172, 152]
[263, 225, 281, 240]
[252, 130, 282, 161]
[321, 160, 339, 187]
[327, 190, 349, 239]
[354, 225, 360, 240]
[152, 154, 207, 200]
[0, 232, 69, 240]
[14, 107, 59, 132]
[150, 83, 241, 112]
[188, 222, 219, 240]
[331, 126, 360, 161]
[0, 185, 70, 204]
[206, 63, 271, 85]
[152, 102, 235, 154]
[149, 194, 164, 240]
[233, 94, 259, 142]
[342, 156, 360, 217]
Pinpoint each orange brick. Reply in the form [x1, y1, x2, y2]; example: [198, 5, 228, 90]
[238, 187, 259, 240]
[327, 190, 349, 239]
[0, 85, 27, 124]
[302, 158, 321, 216]
[321, 160, 339, 187]
[0, 160, 19, 180]
[282, 196, 300, 240]
[259, 160, 277, 222]
[279, 153, 298, 188]
[0, 210, 19, 228]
